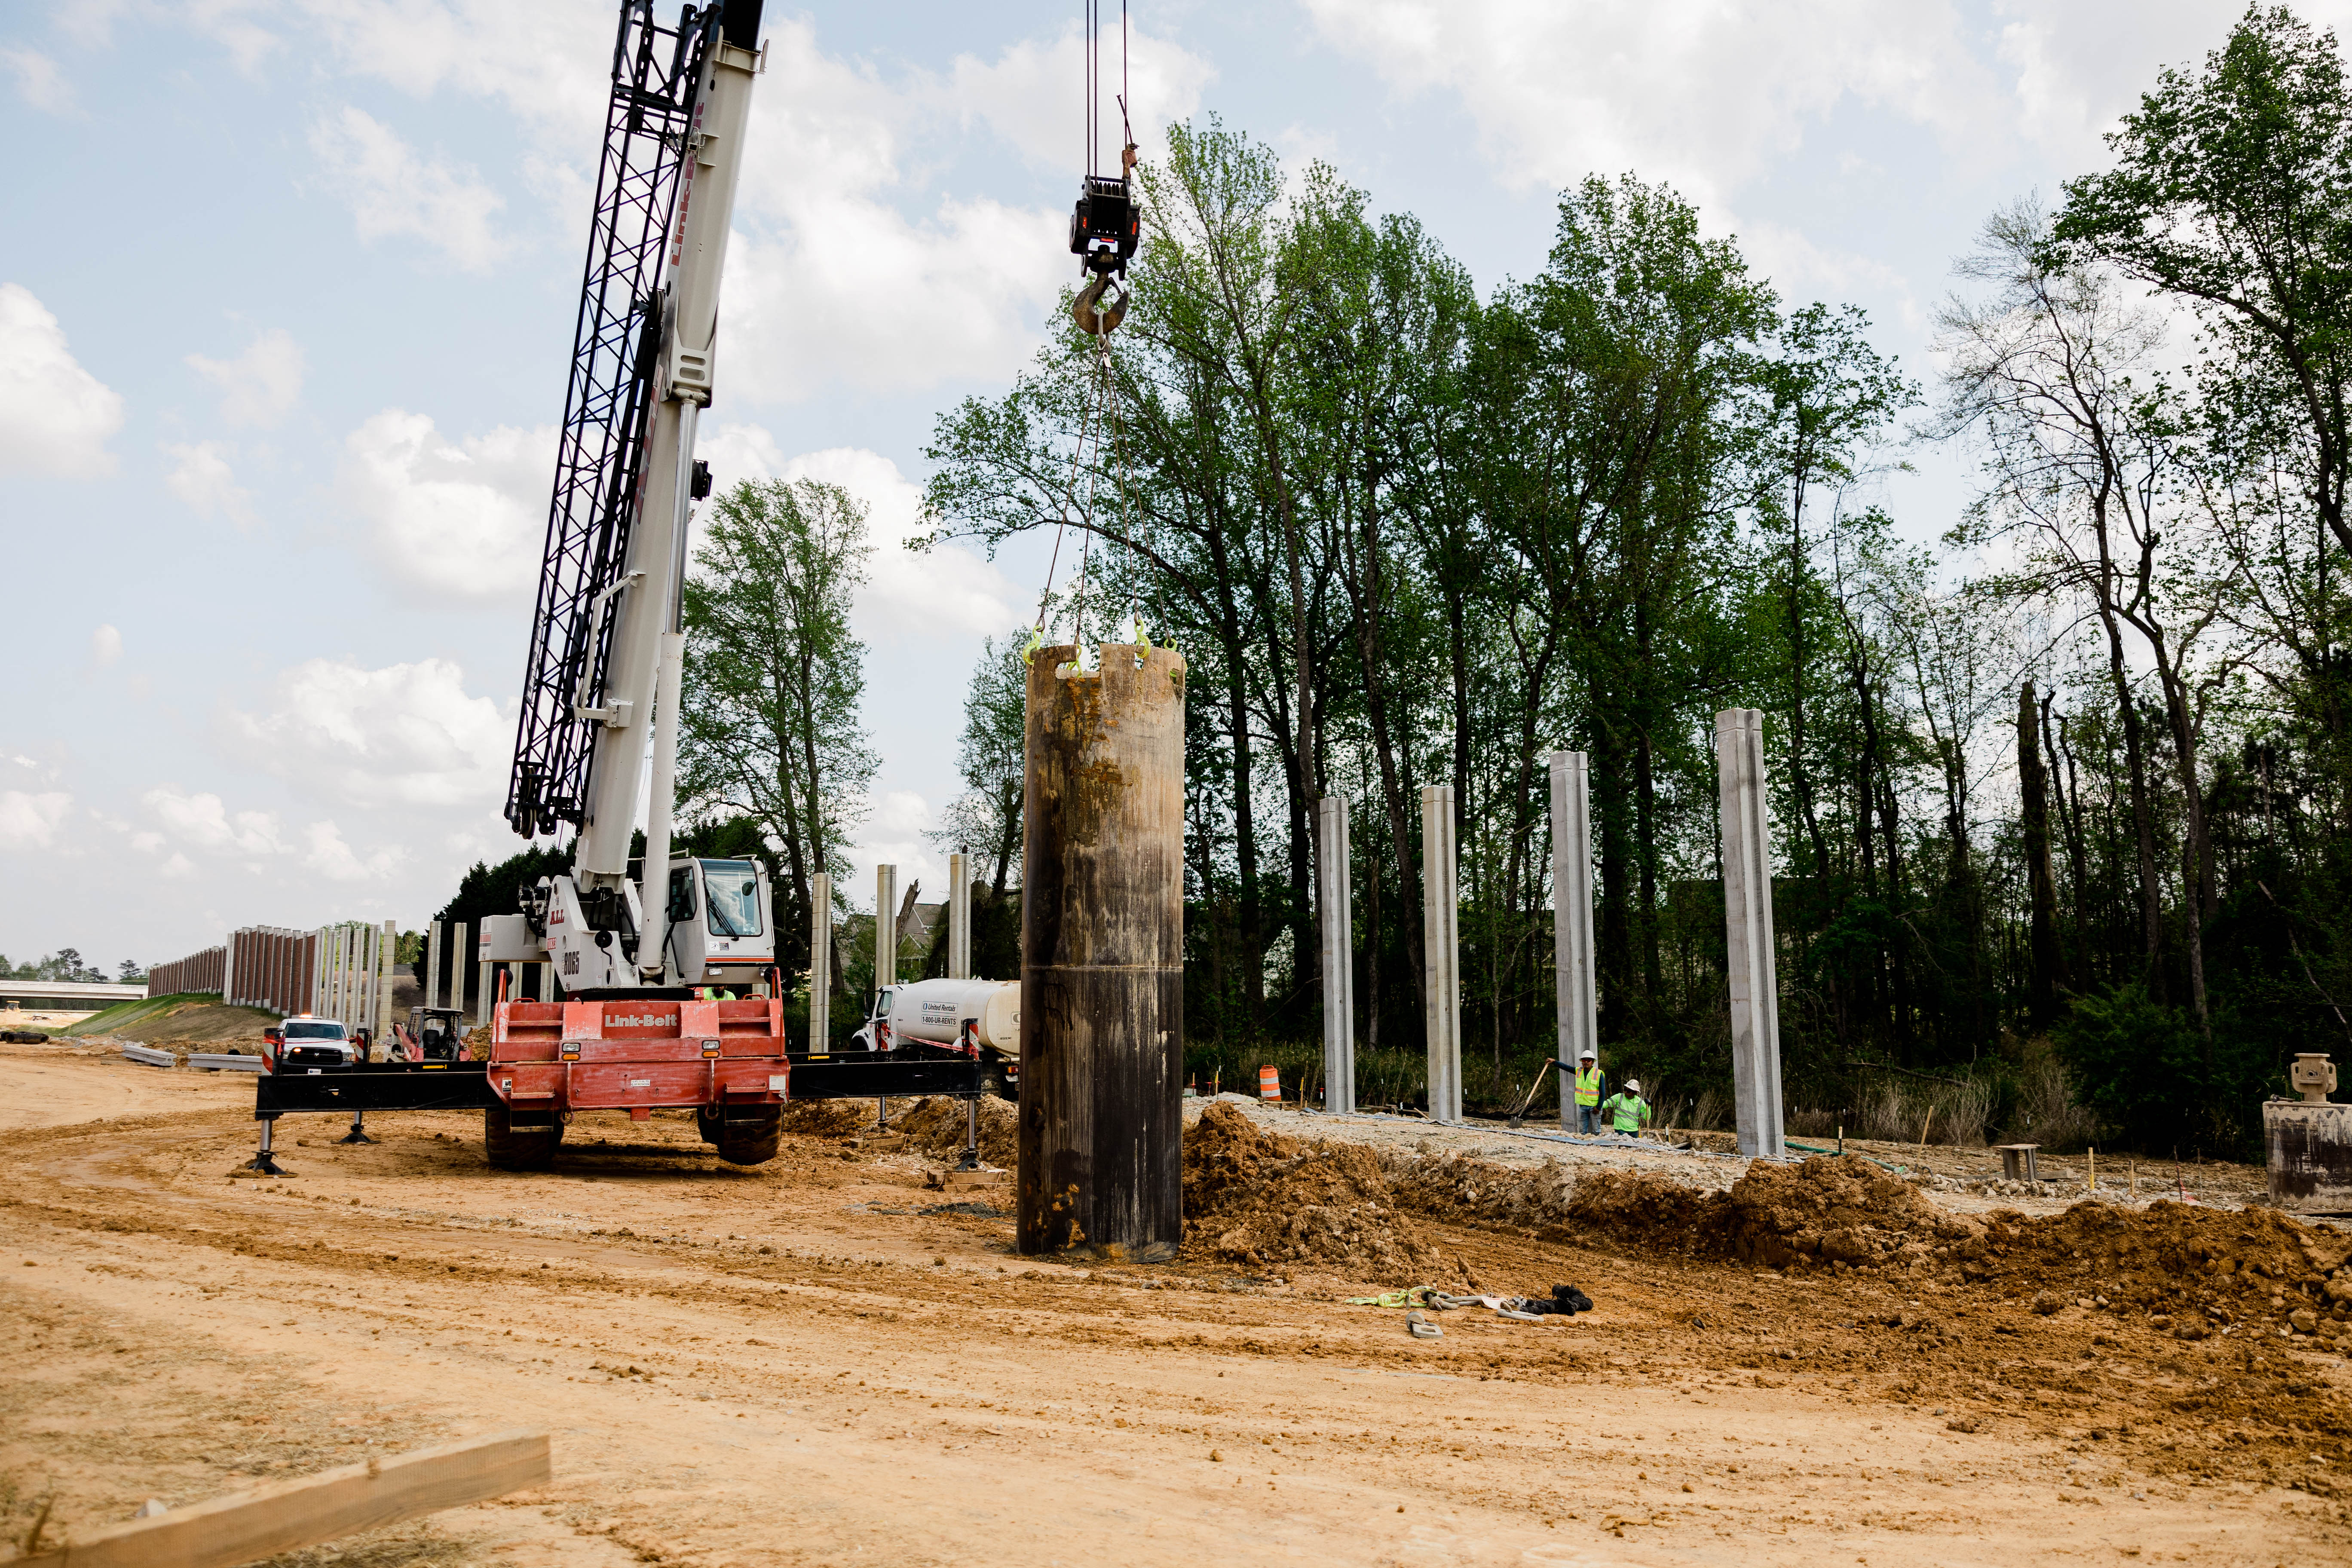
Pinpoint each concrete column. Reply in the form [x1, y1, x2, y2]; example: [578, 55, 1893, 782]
[476, 922, 493, 1027]
[223, 928, 241, 1007]
[810, 873, 832, 1052]
[1017, 638, 1185, 1259]
[309, 928, 324, 1016]
[1549, 750, 1599, 1130]
[947, 851, 972, 980]
[1717, 707, 1785, 1159]
[1420, 783, 1461, 1125]
[1317, 796, 1355, 1114]
[377, 919, 398, 1049]
[425, 920, 444, 1011]
[875, 863, 897, 999]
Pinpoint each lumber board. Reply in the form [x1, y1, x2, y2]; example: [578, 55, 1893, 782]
[23, 1429, 549, 1568]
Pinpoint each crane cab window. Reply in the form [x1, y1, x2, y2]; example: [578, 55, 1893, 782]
[667, 864, 698, 924]
[700, 858, 763, 937]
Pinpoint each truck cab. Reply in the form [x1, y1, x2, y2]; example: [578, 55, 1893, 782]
[659, 857, 776, 990]
[262, 1015, 358, 1072]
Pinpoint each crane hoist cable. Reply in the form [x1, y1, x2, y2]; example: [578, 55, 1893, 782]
[1030, 1, 1141, 668]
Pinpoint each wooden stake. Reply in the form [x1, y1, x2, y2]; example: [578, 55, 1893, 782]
[1017, 640, 1185, 1259]
[20, 1430, 548, 1568]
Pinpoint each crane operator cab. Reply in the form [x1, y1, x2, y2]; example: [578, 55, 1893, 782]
[659, 857, 775, 992]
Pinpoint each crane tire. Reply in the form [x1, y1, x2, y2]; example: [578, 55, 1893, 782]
[485, 1104, 561, 1170]
[712, 1106, 782, 1167]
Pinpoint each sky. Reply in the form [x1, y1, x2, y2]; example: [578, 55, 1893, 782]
[0, 0, 2332, 974]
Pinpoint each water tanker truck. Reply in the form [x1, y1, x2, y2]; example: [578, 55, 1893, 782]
[853, 977, 1019, 1096]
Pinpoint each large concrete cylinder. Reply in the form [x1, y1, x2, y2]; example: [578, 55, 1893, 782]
[1017, 640, 1185, 1260]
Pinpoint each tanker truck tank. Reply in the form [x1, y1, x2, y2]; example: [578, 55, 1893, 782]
[852, 977, 1019, 1057]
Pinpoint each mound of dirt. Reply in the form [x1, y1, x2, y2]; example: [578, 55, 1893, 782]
[1181, 1102, 1444, 1278]
[1720, 1154, 1987, 1270]
[1378, 1145, 2352, 1336]
[780, 1099, 871, 1138]
[894, 1095, 1017, 1169]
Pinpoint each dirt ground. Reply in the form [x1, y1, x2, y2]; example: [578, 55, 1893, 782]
[3, 1043, 2348, 1567]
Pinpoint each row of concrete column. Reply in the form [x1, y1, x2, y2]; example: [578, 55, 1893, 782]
[791, 859, 979, 1054]
[307, 919, 397, 1042]
[1317, 709, 1784, 1157]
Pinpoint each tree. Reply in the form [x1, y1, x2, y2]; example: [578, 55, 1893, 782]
[2053, 5, 2352, 563]
[930, 630, 1029, 899]
[1937, 201, 2223, 1032]
[678, 477, 878, 985]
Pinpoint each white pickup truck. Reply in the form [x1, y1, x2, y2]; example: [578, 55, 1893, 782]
[261, 1015, 362, 1072]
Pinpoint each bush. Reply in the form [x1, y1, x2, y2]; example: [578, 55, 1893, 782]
[2051, 983, 2204, 1154]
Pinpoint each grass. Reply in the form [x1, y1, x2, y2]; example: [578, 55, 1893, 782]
[59, 992, 219, 1036]
[61, 993, 278, 1041]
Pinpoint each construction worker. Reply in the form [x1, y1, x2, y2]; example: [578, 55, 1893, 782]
[1573, 1050, 1604, 1135]
[1601, 1078, 1651, 1137]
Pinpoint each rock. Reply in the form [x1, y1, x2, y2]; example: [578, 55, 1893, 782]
[2174, 1320, 2208, 1341]
[2032, 1290, 2064, 1316]
[2150, 1314, 2173, 1332]
[2291, 1309, 2318, 1335]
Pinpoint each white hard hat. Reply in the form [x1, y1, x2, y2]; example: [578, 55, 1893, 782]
[1624, 1078, 1641, 1094]
[1579, 1049, 1596, 1061]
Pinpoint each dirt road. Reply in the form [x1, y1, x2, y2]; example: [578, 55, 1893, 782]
[1, 1045, 2344, 1566]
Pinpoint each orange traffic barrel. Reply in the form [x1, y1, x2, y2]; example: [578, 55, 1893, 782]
[1259, 1065, 1280, 1101]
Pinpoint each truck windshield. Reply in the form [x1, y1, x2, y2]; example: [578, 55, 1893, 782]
[284, 1020, 346, 1041]
[701, 859, 763, 937]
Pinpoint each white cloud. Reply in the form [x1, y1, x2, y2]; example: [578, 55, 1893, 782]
[337, 408, 553, 601]
[1297, 0, 2001, 207]
[940, 23, 1215, 172]
[137, 782, 403, 884]
[163, 440, 257, 530]
[841, 789, 944, 914]
[186, 327, 305, 427]
[701, 431, 1022, 641]
[90, 624, 122, 670]
[1984, 1, 2352, 166]
[142, 786, 286, 857]
[1, 46, 76, 113]
[300, 820, 404, 882]
[719, 18, 1084, 401]
[159, 851, 196, 880]
[0, 791, 73, 849]
[224, 656, 508, 810]
[0, 283, 124, 478]
[309, 105, 505, 271]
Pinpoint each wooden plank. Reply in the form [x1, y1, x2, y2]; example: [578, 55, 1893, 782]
[25, 1429, 549, 1568]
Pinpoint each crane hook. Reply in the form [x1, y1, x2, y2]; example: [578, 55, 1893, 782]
[1072, 273, 1129, 337]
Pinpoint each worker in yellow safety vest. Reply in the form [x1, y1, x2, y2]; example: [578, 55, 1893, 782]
[1573, 1049, 1603, 1136]
[1602, 1078, 1651, 1136]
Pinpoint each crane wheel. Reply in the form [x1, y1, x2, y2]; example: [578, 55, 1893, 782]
[711, 1106, 782, 1167]
[484, 1104, 562, 1171]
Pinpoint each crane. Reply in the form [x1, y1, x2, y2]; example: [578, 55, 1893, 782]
[498, 0, 763, 998]
[239, 0, 990, 1177]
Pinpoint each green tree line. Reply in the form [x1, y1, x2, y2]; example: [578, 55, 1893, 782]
[916, 6, 2352, 1156]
